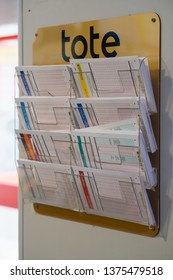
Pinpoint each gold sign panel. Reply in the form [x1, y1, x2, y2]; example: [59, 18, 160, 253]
[33, 12, 160, 64]
[32, 12, 160, 236]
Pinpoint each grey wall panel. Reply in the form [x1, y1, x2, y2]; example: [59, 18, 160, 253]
[19, 0, 173, 259]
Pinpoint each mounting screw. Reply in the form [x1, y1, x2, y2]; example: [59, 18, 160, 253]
[151, 18, 156, 23]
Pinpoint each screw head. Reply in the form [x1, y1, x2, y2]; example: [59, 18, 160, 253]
[152, 18, 156, 23]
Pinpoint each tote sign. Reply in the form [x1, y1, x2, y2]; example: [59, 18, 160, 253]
[32, 13, 160, 65]
[61, 26, 120, 61]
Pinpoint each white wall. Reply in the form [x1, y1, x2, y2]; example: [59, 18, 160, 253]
[19, 0, 173, 259]
[0, 0, 17, 25]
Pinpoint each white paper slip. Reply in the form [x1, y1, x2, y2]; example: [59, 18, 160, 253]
[72, 132, 139, 171]
[72, 129, 156, 189]
[79, 118, 139, 132]
[17, 159, 83, 210]
[70, 56, 157, 112]
[70, 96, 157, 153]
[71, 166, 156, 226]
[15, 65, 76, 97]
[79, 114, 157, 154]
[15, 129, 79, 165]
[15, 96, 71, 130]
[70, 97, 140, 129]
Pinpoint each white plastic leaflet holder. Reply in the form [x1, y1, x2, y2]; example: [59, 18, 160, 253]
[15, 96, 71, 130]
[15, 129, 77, 165]
[70, 56, 157, 113]
[17, 159, 156, 227]
[71, 165, 156, 226]
[17, 160, 82, 211]
[15, 56, 158, 232]
[15, 65, 76, 97]
[15, 127, 156, 189]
